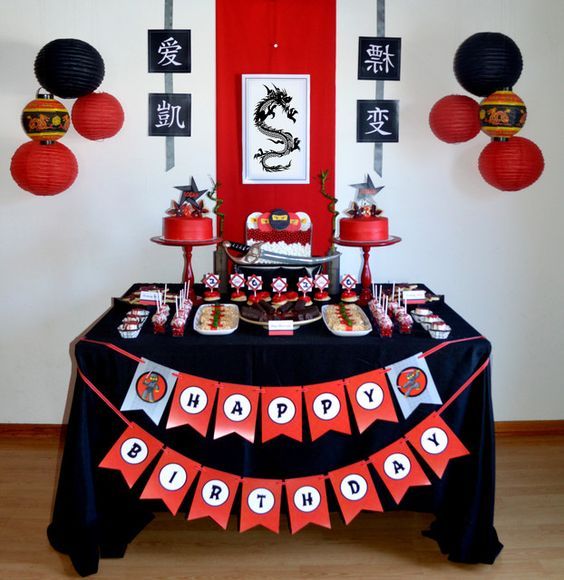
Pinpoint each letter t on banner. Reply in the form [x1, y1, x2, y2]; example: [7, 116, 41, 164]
[240, 477, 283, 533]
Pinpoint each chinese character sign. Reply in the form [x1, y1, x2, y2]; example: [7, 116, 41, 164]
[357, 100, 399, 143]
[358, 37, 401, 81]
[148, 30, 191, 73]
[149, 93, 191, 137]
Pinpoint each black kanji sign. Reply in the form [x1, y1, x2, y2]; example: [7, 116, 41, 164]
[358, 37, 401, 81]
[148, 93, 191, 137]
[148, 30, 191, 73]
[356, 100, 399, 143]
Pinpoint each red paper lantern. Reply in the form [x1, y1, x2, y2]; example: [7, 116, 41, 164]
[10, 141, 78, 196]
[478, 137, 544, 191]
[72, 92, 124, 140]
[429, 95, 481, 143]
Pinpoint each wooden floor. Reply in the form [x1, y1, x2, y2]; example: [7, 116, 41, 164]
[0, 432, 563, 579]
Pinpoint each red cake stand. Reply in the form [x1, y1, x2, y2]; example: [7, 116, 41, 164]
[333, 236, 401, 306]
[151, 236, 221, 304]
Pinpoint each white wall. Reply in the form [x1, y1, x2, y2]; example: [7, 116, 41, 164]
[0, 0, 562, 423]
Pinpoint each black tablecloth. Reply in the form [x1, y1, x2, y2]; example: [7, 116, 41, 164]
[48, 284, 502, 575]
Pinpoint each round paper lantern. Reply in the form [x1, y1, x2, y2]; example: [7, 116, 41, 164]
[454, 32, 523, 97]
[10, 141, 78, 196]
[71, 92, 124, 140]
[479, 90, 527, 138]
[429, 95, 480, 143]
[21, 93, 70, 141]
[478, 136, 544, 191]
[34, 38, 105, 98]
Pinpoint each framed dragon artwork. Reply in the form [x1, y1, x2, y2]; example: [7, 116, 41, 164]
[242, 74, 310, 184]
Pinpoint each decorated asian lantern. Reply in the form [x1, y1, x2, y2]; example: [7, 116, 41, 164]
[479, 90, 526, 139]
[21, 92, 70, 142]
[454, 32, 523, 97]
[10, 141, 78, 196]
[34, 38, 105, 99]
[71, 92, 124, 140]
[429, 95, 480, 143]
[478, 136, 544, 191]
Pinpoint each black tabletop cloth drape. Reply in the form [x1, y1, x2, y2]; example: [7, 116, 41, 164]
[48, 284, 502, 576]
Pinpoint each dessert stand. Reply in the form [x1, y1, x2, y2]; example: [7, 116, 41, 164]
[333, 236, 401, 305]
[151, 236, 221, 303]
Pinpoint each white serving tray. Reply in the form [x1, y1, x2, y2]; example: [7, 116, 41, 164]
[193, 303, 239, 336]
[322, 304, 372, 337]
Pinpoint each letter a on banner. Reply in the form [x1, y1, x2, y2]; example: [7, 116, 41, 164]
[167, 373, 218, 435]
[285, 475, 331, 534]
[405, 412, 469, 478]
[99, 422, 163, 488]
[120, 358, 178, 425]
[187, 466, 240, 529]
[370, 439, 431, 504]
[328, 461, 383, 525]
[345, 368, 398, 433]
[261, 386, 303, 443]
[385, 354, 442, 419]
[240, 477, 283, 533]
[214, 383, 260, 443]
[304, 380, 351, 441]
[140, 448, 200, 515]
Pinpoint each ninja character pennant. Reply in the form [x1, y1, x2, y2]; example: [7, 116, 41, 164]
[304, 380, 351, 441]
[285, 475, 331, 534]
[99, 422, 163, 488]
[140, 448, 200, 515]
[214, 383, 260, 443]
[405, 412, 469, 478]
[261, 386, 303, 443]
[120, 358, 178, 425]
[328, 461, 383, 525]
[239, 477, 284, 533]
[385, 354, 442, 419]
[345, 368, 398, 433]
[370, 439, 431, 504]
[166, 372, 218, 435]
[187, 467, 240, 529]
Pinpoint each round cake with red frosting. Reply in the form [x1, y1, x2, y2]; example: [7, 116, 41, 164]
[339, 216, 389, 242]
[163, 216, 213, 241]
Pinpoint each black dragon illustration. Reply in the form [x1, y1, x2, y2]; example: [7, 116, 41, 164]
[253, 84, 301, 173]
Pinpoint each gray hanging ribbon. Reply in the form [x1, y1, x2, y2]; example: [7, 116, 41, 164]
[374, 0, 385, 177]
[165, 0, 174, 171]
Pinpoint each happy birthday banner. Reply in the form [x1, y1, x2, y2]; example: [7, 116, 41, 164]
[77, 338, 489, 534]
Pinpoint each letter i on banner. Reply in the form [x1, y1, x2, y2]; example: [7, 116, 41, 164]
[370, 439, 431, 504]
[328, 461, 383, 525]
[187, 467, 240, 529]
[285, 475, 331, 534]
[405, 412, 469, 478]
[345, 368, 398, 433]
[140, 448, 200, 515]
[240, 477, 283, 533]
[99, 422, 163, 488]
[167, 373, 218, 435]
[261, 386, 303, 443]
[214, 383, 260, 443]
[304, 380, 351, 441]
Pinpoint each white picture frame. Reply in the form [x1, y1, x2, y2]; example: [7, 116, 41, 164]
[242, 74, 310, 184]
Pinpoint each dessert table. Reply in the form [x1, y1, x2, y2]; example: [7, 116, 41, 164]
[47, 283, 502, 576]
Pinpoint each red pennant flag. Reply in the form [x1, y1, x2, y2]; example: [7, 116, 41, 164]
[405, 412, 470, 478]
[240, 477, 283, 533]
[187, 466, 240, 529]
[99, 422, 163, 488]
[285, 475, 331, 534]
[328, 461, 383, 525]
[370, 439, 431, 504]
[214, 382, 260, 443]
[139, 448, 200, 515]
[304, 380, 351, 441]
[261, 386, 303, 443]
[166, 373, 218, 435]
[345, 369, 398, 433]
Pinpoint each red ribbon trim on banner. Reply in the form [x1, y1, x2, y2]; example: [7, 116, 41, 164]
[438, 357, 490, 412]
[77, 367, 130, 425]
[79, 337, 144, 363]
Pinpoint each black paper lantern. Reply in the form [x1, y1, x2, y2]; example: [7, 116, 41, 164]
[34, 39, 105, 99]
[454, 32, 523, 97]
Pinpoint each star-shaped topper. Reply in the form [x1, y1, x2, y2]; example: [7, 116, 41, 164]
[167, 178, 209, 217]
[350, 174, 384, 205]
